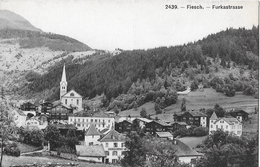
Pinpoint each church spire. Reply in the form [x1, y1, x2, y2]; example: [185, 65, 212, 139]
[61, 63, 67, 82]
[60, 63, 67, 99]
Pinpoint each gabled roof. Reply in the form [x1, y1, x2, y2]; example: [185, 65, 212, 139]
[229, 109, 249, 115]
[99, 128, 110, 135]
[150, 120, 171, 127]
[187, 111, 207, 117]
[210, 111, 218, 120]
[62, 89, 82, 98]
[135, 118, 152, 123]
[174, 139, 203, 157]
[76, 145, 105, 157]
[85, 124, 100, 136]
[156, 132, 173, 138]
[99, 129, 125, 142]
[214, 117, 241, 125]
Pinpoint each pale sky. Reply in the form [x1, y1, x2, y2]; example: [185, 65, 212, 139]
[1, 0, 258, 50]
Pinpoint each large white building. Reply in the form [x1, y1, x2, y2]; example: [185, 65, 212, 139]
[68, 112, 115, 131]
[99, 129, 126, 164]
[209, 112, 242, 136]
[60, 64, 83, 112]
[84, 124, 101, 146]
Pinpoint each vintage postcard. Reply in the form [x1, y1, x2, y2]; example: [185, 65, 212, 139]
[0, 0, 258, 167]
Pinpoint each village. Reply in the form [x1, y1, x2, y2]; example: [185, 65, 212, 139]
[4, 64, 252, 166]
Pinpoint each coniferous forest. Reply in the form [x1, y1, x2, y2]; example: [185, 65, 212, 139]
[25, 27, 259, 108]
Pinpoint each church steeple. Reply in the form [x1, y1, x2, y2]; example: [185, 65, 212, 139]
[60, 64, 67, 99]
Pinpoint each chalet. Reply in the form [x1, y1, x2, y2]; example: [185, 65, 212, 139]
[85, 124, 101, 146]
[132, 118, 152, 129]
[68, 111, 114, 131]
[49, 103, 73, 121]
[173, 111, 207, 127]
[20, 102, 37, 111]
[99, 129, 126, 164]
[115, 120, 132, 133]
[156, 132, 173, 140]
[171, 122, 187, 131]
[76, 145, 106, 163]
[145, 121, 172, 134]
[225, 109, 249, 122]
[40, 101, 53, 114]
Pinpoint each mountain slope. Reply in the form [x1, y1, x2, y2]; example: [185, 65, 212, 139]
[26, 27, 259, 102]
[0, 10, 41, 32]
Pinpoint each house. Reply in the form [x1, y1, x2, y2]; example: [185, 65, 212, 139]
[25, 117, 48, 129]
[20, 102, 37, 111]
[40, 101, 53, 114]
[54, 123, 77, 136]
[12, 110, 27, 127]
[49, 103, 73, 122]
[173, 111, 207, 127]
[68, 111, 115, 131]
[156, 132, 173, 140]
[209, 112, 242, 136]
[132, 118, 152, 129]
[115, 120, 132, 133]
[145, 120, 172, 134]
[76, 145, 106, 163]
[99, 129, 126, 164]
[85, 124, 101, 146]
[60, 64, 83, 112]
[173, 139, 203, 166]
[171, 122, 187, 131]
[225, 109, 249, 122]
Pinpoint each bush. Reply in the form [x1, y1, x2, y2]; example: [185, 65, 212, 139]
[173, 126, 208, 137]
[4, 142, 20, 157]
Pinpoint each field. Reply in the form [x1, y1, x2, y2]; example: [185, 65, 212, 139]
[119, 88, 258, 120]
[2, 155, 118, 167]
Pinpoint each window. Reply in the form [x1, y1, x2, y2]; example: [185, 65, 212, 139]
[70, 93, 74, 96]
[221, 125, 223, 129]
[95, 119, 97, 123]
[121, 143, 124, 147]
[195, 118, 199, 120]
[112, 151, 117, 156]
[65, 99, 67, 105]
[77, 99, 79, 105]
[105, 143, 109, 147]
[108, 120, 110, 123]
[105, 151, 109, 156]
[89, 142, 93, 146]
[91, 119, 93, 122]
[210, 125, 213, 128]
[82, 119, 84, 122]
[92, 135, 94, 138]
[114, 143, 118, 148]
[78, 119, 80, 122]
[226, 125, 228, 129]
[216, 125, 218, 129]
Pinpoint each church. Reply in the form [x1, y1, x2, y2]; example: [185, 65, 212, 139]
[59, 64, 83, 112]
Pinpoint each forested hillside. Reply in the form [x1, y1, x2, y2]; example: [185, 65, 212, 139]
[25, 27, 259, 105]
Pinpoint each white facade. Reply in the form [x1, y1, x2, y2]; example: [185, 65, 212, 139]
[200, 117, 207, 127]
[12, 110, 26, 127]
[78, 156, 103, 163]
[61, 90, 83, 112]
[209, 117, 242, 136]
[101, 141, 126, 163]
[69, 116, 114, 131]
[85, 135, 101, 146]
[25, 117, 48, 129]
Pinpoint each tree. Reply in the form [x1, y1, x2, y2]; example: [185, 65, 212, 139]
[44, 124, 62, 151]
[64, 129, 78, 153]
[143, 137, 177, 167]
[140, 107, 147, 118]
[121, 132, 146, 167]
[30, 129, 44, 147]
[0, 87, 17, 167]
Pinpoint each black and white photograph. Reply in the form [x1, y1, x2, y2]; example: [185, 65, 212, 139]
[0, 0, 258, 167]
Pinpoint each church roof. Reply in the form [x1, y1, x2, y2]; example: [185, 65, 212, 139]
[62, 89, 82, 98]
[61, 64, 66, 82]
[85, 124, 100, 136]
[210, 111, 218, 120]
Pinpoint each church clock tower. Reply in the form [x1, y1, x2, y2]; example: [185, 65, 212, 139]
[60, 64, 67, 99]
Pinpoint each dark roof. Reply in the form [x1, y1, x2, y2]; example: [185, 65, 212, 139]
[99, 129, 125, 142]
[85, 124, 100, 136]
[230, 109, 249, 115]
[76, 145, 105, 157]
[186, 111, 207, 117]
[149, 120, 171, 127]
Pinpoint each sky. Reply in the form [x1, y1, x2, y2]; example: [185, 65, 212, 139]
[0, 0, 258, 50]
